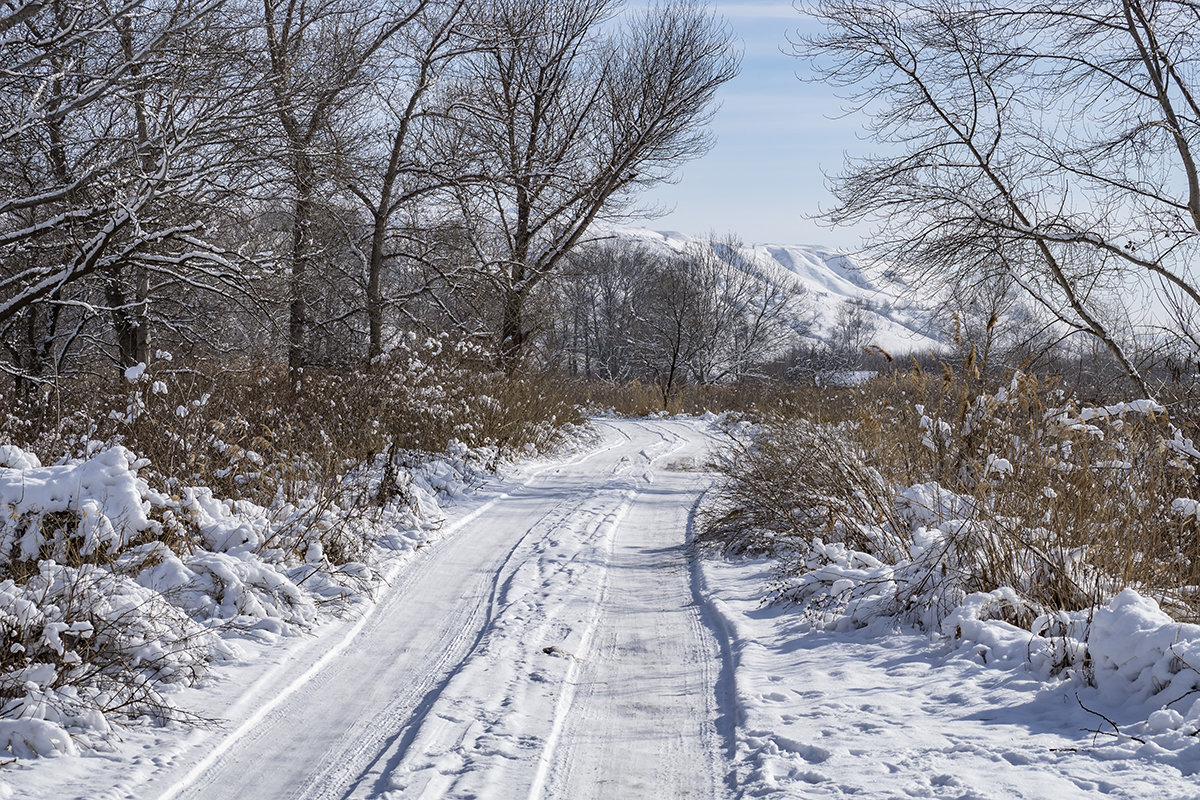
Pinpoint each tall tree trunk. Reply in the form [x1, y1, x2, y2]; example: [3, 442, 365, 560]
[499, 287, 525, 373]
[105, 266, 149, 368]
[288, 150, 315, 380]
[367, 211, 387, 362]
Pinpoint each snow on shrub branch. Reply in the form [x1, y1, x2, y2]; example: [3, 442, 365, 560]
[0, 341, 585, 758]
[702, 371, 1200, 752]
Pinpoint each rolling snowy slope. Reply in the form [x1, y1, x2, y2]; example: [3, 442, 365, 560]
[611, 227, 943, 355]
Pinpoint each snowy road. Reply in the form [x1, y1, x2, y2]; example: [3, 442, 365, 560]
[10, 417, 1200, 799]
[42, 418, 728, 800]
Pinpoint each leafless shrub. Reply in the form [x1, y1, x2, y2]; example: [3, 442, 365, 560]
[702, 365, 1200, 625]
[699, 420, 904, 558]
[0, 563, 225, 734]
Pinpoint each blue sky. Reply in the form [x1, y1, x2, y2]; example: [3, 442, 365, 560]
[635, 1, 866, 249]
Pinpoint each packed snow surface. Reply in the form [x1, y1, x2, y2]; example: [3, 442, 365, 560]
[5, 419, 1200, 798]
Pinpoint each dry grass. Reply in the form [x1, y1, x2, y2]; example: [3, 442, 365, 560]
[0, 337, 586, 573]
[702, 366, 1200, 623]
[698, 420, 905, 558]
[574, 377, 814, 417]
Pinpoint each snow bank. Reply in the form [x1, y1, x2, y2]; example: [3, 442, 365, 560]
[765, 459, 1200, 747]
[1090, 590, 1200, 704]
[0, 440, 501, 758]
[754, 499, 1200, 774]
[701, 555, 1200, 798]
[775, 483, 1200, 766]
[0, 446, 155, 561]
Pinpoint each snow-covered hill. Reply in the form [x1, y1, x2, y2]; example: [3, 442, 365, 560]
[610, 228, 944, 355]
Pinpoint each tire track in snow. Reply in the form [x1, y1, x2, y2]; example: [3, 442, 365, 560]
[323, 486, 629, 800]
[320, 423, 684, 798]
[375, 431, 683, 797]
[524, 491, 635, 800]
[157, 424, 642, 800]
[374, 422, 696, 796]
[538, 421, 729, 799]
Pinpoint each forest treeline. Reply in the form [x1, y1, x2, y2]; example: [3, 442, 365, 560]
[1, 0, 750, 393]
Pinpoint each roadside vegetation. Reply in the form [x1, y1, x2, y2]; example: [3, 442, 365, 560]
[0, 0, 742, 757]
[693, 3, 1200, 743]
[692, 2, 1200, 739]
[699, 337, 1200, 754]
[701, 358, 1200, 619]
[0, 340, 590, 756]
[8, 0, 1200, 768]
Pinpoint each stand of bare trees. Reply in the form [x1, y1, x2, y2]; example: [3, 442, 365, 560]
[1, 1, 259, 383]
[1, 0, 738, 387]
[442, 0, 738, 371]
[549, 235, 804, 406]
[798, 0, 1200, 394]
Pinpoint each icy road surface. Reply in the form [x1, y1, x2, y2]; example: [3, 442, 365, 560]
[7, 418, 1200, 799]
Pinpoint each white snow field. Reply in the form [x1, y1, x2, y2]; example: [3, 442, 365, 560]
[6, 418, 1200, 799]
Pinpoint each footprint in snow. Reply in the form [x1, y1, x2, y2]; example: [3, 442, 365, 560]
[1000, 751, 1034, 766]
[770, 735, 832, 764]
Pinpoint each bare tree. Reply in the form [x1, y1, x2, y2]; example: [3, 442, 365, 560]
[552, 234, 802, 405]
[684, 236, 800, 384]
[329, 0, 485, 361]
[0, 0, 256, 379]
[798, 0, 1200, 395]
[255, 0, 430, 376]
[832, 297, 877, 370]
[636, 252, 706, 408]
[552, 239, 653, 379]
[0, 0, 738, 384]
[443, 0, 738, 370]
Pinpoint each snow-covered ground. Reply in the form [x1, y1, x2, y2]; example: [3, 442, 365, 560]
[701, 557, 1200, 799]
[6, 418, 1200, 798]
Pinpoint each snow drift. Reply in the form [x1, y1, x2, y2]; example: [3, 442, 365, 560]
[0, 440, 493, 758]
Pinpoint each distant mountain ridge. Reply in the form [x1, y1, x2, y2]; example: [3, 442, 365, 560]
[605, 227, 944, 355]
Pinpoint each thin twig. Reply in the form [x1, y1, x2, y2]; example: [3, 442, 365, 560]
[1076, 692, 1145, 745]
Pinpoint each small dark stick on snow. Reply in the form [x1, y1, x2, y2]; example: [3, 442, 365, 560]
[1076, 693, 1146, 746]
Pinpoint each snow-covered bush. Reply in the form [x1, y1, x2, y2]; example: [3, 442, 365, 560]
[0, 446, 161, 569]
[703, 368, 1200, 656]
[0, 561, 228, 756]
[0, 343, 586, 757]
